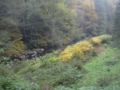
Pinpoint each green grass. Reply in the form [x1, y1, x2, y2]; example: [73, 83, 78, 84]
[0, 47, 120, 90]
[75, 47, 120, 87]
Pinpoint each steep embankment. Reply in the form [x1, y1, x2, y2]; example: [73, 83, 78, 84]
[0, 35, 116, 90]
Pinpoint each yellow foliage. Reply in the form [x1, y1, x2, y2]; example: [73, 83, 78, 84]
[89, 35, 112, 45]
[74, 41, 93, 52]
[59, 46, 74, 61]
[12, 40, 25, 52]
[90, 37, 102, 45]
[72, 41, 94, 60]
[59, 35, 112, 61]
[98, 35, 112, 41]
[5, 40, 26, 56]
[59, 41, 94, 61]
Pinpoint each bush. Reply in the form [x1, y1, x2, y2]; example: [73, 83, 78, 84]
[13, 54, 83, 87]
[59, 46, 74, 61]
[0, 63, 39, 90]
[59, 35, 112, 62]
[5, 40, 25, 57]
[0, 76, 39, 90]
[59, 40, 94, 61]
[72, 41, 94, 60]
[22, 62, 82, 87]
[59, 39, 94, 61]
[89, 35, 112, 46]
[89, 36, 102, 45]
[0, 56, 11, 64]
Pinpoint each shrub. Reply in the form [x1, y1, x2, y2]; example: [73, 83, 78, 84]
[0, 56, 11, 64]
[59, 46, 74, 61]
[28, 62, 82, 87]
[89, 36, 102, 45]
[72, 41, 94, 60]
[5, 40, 25, 57]
[0, 76, 39, 90]
[16, 59, 82, 88]
[59, 35, 112, 61]
[59, 40, 94, 61]
[89, 35, 112, 46]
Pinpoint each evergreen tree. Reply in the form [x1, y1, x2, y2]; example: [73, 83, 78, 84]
[113, 0, 120, 47]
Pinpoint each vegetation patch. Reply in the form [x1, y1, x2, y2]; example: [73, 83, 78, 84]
[59, 35, 112, 62]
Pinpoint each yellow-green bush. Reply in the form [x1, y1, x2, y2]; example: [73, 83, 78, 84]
[59, 41, 94, 61]
[5, 40, 26, 56]
[59, 46, 74, 61]
[59, 35, 112, 61]
[89, 35, 112, 46]
[89, 37, 102, 45]
[73, 41, 94, 59]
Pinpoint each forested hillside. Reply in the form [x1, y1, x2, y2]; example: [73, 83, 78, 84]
[0, 0, 117, 53]
[0, 0, 120, 90]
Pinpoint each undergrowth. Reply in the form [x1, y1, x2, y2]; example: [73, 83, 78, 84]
[0, 46, 120, 90]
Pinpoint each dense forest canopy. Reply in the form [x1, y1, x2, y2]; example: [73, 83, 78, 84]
[0, 0, 118, 52]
